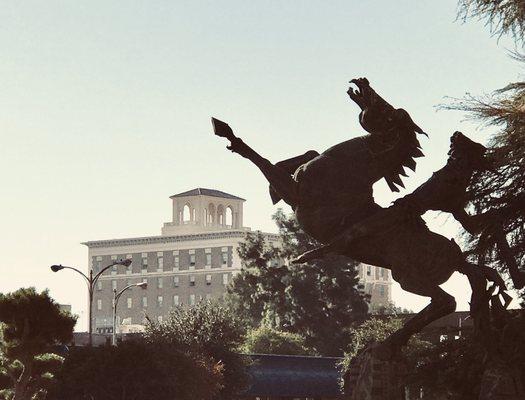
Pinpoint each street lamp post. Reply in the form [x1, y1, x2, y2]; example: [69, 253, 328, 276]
[112, 282, 148, 346]
[50, 258, 132, 346]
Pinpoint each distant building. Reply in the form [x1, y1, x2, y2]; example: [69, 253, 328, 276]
[59, 304, 72, 314]
[83, 188, 391, 334]
[83, 188, 279, 334]
[359, 263, 392, 312]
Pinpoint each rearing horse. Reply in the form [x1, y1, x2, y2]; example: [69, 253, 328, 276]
[212, 78, 506, 358]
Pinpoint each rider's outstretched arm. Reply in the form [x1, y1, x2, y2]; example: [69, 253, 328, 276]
[212, 118, 300, 209]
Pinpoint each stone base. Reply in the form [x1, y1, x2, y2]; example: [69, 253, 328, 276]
[344, 348, 406, 400]
[478, 364, 525, 400]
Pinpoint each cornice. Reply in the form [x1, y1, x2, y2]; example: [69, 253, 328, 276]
[82, 230, 280, 249]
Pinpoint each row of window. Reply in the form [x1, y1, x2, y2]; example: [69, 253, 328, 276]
[96, 293, 214, 311]
[364, 283, 388, 297]
[364, 265, 389, 279]
[93, 250, 231, 274]
[97, 273, 230, 291]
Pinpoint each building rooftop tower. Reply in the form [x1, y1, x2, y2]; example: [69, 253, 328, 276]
[161, 188, 246, 235]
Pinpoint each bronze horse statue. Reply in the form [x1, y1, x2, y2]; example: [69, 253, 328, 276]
[212, 78, 507, 358]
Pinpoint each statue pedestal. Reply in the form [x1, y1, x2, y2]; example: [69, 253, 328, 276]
[478, 364, 524, 400]
[345, 348, 406, 400]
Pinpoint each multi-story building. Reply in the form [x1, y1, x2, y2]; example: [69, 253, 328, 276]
[357, 263, 392, 312]
[83, 188, 391, 334]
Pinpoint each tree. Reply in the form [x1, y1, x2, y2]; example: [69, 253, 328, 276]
[457, 0, 525, 40]
[228, 210, 369, 356]
[143, 301, 248, 400]
[241, 326, 311, 356]
[49, 339, 223, 400]
[0, 288, 76, 400]
[401, 5, 525, 398]
[448, 1, 525, 300]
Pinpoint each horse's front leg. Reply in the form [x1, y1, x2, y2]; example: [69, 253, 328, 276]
[212, 117, 299, 208]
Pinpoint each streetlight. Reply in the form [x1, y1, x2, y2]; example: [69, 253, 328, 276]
[112, 281, 148, 346]
[50, 258, 132, 346]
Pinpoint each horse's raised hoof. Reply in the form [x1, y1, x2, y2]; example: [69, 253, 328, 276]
[291, 248, 324, 264]
[292, 244, 337, 264]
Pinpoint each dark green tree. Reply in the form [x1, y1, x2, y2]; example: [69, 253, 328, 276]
[143, 301, 248, 400]
[448, 1, 525, 300]
[0, 288, 76, 400]
[457, 0, 525, 40]
[241, 326, 311, 356]
[228, 210, 369, 356]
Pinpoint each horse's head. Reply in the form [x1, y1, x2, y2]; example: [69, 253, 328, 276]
[348, 78, 427, 192]
[449, 131, 490, 170]
[348, 78, 426, 138]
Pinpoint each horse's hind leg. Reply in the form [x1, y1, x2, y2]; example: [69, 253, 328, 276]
[377, 284, 456, 360]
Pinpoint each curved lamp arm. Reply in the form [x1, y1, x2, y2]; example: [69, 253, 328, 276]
[50, 265, 90, 286]
[93, 259, 132, 285]
[115, 282, 148, 304]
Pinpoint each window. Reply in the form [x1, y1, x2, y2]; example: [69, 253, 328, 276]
[97, 299, 102, 310]
[380, 285, 385, 297]
[157, 315, 163, 323]
[206, 254, 211, 267]
[182, 205, 191, 223]
[366, 265, 371, 276]
[221, 252, 228, 266]
[189, 294, 195, 306]
[173, 276, 179, 287]
[97, 281, 103, 291]
[173, 295, 179, 306]
[365, 283, 372, 295]
[158, 277, 163, 289]
[142, 278, 147, 285]
[190, 254, 196, 269]
[189, 275, 195, 286]
[93, 260, 100, 273]
[222, 273, 228, 286]
[157, 296, 163, 308]
[126, 263, 132, 275]
[142, 297, 148, 307]
[142, 257, 148, 273]
[381, 268, 387, 278]
[111, 265, 117, 275]
[112, 280, 117, 290]
[127, 298, 132, 308]
[206, 274, 212, 285]
[157, 256, 163, 271]
[174, 256, 179, 270]
[225, 207, 233, 227]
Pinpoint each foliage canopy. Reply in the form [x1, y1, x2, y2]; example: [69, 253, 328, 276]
[0, 288, 76, 400]
[228, 210, 369, 356]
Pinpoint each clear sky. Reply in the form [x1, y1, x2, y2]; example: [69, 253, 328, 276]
[1, 1, 522, 330]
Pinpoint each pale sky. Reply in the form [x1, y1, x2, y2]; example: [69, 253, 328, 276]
[1, 1, 522, 330]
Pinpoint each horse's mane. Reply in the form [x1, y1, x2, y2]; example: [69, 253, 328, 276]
[379, 109, 426, 192]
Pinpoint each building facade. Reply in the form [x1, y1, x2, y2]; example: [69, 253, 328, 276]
[83, 188, 391, 334]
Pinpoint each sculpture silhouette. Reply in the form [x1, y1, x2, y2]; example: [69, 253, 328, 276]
[212, 78, 508, 359]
